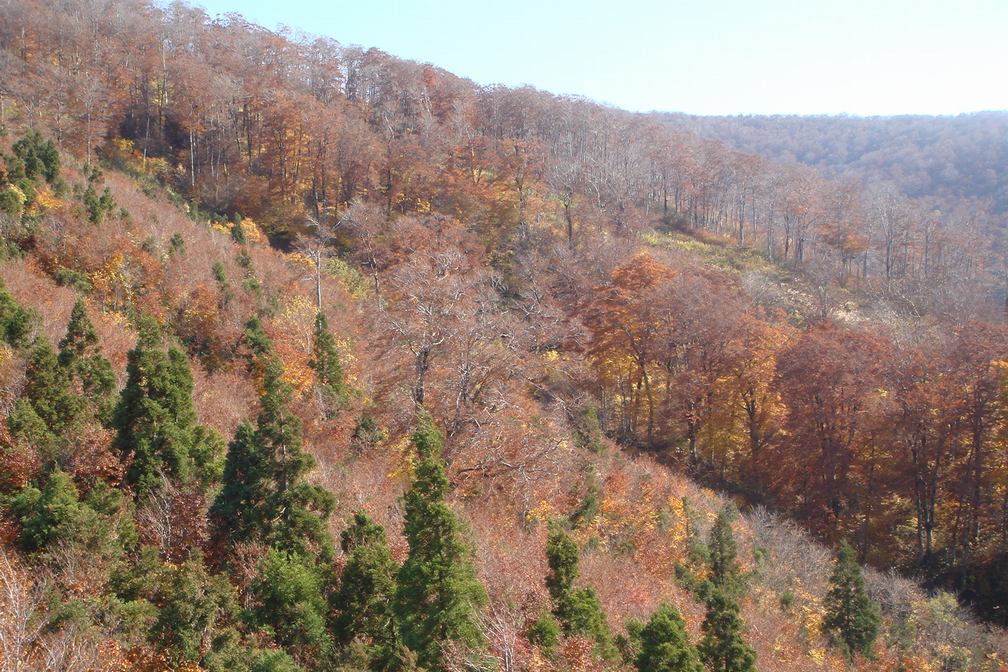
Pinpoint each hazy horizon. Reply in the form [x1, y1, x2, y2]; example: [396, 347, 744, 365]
[192, 0, 1008, 117]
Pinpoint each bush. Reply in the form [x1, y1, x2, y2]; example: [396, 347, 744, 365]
[251, 550, 331, 659]
[13, 130, 59, 182]
[0, 184, 25, 219]
[527, 611, 561, 656]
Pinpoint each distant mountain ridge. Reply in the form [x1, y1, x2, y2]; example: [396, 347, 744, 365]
[660, 111, 1008, 214]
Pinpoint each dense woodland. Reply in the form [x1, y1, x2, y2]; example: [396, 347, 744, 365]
[1, 1, 1008, 671]
[663, 112, 1008, 216]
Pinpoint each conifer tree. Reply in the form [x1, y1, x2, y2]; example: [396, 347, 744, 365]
[256, 356, 334, 556]
[113, 317, 223, 495]
[58, 298, 115, 412]
[698, 588, 756, 672]
[309, 311, 345, 418]
[332, 511, 400, 669]
[243, 315, 273, 363]
[10, 469, 99, 553]
[12, 336, 82, 465]
[544, 525, 617, 660]
[209, 421, 266, 543]
[211, 356, 334, 558]
[6, 397, 49, 459]
[149, 555, 244, 669]
[12, 130, 59, 182]
[251, 549, 332, 662]
[823, 541, 880, 658]
[22, 337, 80, 432]
[0, 279, 34, 348]
[394, 411, 487, 669]
[635, 603, 703, 672]
[708, 505, 742, 592]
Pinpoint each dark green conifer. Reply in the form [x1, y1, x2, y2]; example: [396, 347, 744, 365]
[211, 357, 333, 558]
[544, 525, 617, 660]
[10, 469, 98, 553]
[823, 541, 880, 658]
[149, 555, 244, 669]
[12, 130, 59, 182]
[0, 279, 34, 348]
[243, 315, 273, 363]
[59, 298, 115, 413]
[256, 356, 334, 556]
[636, 603, 703, 672]
[14, 337, 82, 464]
[309, 311, 345, 418]
[708, 505, 742, 593]
[250, 650, 302, 672]
[113, 316, 223, 495]
[393, 411, 487, 669]
[6, 398, 49, 456]
[698, 588, 756, 672]
[209, 420, 266, 543]
[527, 611, 562, 656]
[332, 511, 400, 669]
[251, 549, 332, 663]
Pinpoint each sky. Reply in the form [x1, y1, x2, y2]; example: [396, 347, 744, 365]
[191, 0, 1008, 117]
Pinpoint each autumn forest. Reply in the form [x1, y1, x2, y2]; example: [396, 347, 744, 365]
[1, 1, 1007, 671]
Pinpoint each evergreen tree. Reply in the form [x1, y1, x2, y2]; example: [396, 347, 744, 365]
[544, 525, 617, 660]
[708, 505, 741, 592]
[393, 411, 487, 669]
[6, 397, 49, 457]
[698, 588, 756, 672]
[209, 421, 267, 543]
[527, 611, 562, 657]
[251, 650, 303, 672]
[15, 337, 82, 464]
[823, 541, 880, 658]
[243, 315, 273, 363]
[309, 311, 346, 418]
[332, 511, 400, 669]
[149, 555, 244, 669]
[0, 279, 34, 348]
[257, 356, 334, 556]
[10, 469, 99, 552]
[211, 356, 334, 558]
[251, 549, 332, 663]
[635, 603, 703, 672]
[545, 525, 579, 612]
[59, 298, 115, 413]
[113, 317, 223, 495]
[12, 130, 59, 182]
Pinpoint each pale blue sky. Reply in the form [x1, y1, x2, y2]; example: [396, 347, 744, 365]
[192, 0, 1008, 116]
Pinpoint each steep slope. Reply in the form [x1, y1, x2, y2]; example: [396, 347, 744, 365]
[0, 91, 1003, 672]
[0, 1, 1007, 671]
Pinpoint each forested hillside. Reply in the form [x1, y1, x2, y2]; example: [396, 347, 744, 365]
[1, 1, 1008, 671]
[662, 112, 1008, 218]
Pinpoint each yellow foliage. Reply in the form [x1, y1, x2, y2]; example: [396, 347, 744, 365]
[89, 253, 134, 310]
[386, 434, 416, 482]
[113, 137, 135, 153]
[287, 251, 316, 270]
[526, 499, 556, 525]
[272, 295, 317, 395]
[211, 217, 264, 245]
[32, 184, 61, 211]
[2, 183, 26, 209]
[808, 647, 827, 665]
[239, 218, 264, 244]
